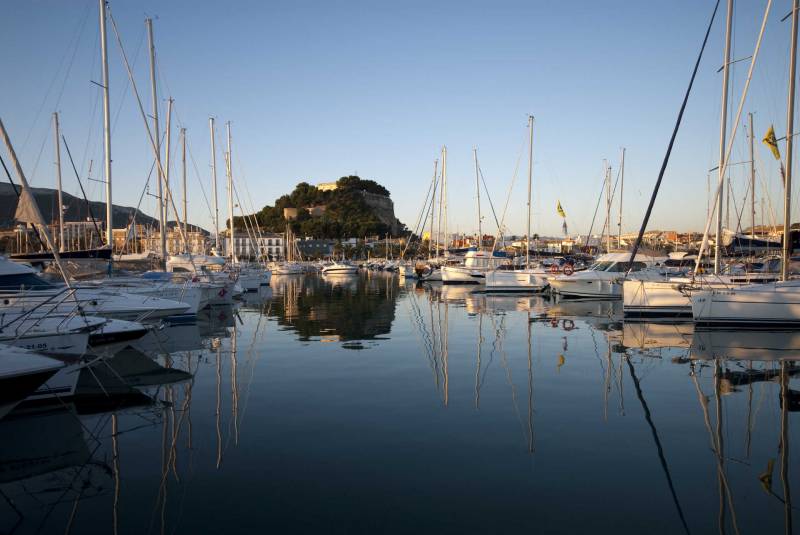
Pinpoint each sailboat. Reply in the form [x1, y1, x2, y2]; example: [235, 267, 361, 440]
[486, 116, 549, 292]
[691, 0, 800, 327]
[441, 148, 509, 284]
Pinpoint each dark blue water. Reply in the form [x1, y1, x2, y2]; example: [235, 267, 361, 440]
[1, 273, 798, 534]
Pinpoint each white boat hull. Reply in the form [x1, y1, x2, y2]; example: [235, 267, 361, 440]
[691, 281, 800, 327]
[441, 266, 487, 285]
[548, 274, 621, 298]
[485, 270, 548, 292]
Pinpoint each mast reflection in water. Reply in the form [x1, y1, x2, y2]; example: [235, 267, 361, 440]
[0, 272, 797, 534]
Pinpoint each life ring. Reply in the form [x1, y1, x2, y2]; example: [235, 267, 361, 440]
[563, 319, 575, 331]
[563, 264, 574, 276]
[550, 264, 559, 274]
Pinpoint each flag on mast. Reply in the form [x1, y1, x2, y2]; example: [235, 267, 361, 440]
[556, 200, 566, 218]
[762, 125, 781, 160]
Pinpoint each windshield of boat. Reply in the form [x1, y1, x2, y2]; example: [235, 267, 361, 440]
[590, 261, 647, 272]
[590, 261, 614, 271]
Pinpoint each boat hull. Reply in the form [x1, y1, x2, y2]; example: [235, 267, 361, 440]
[691, 282, 800, 327]
[485, 270, 548, 292]
[441, 266, 486, 285]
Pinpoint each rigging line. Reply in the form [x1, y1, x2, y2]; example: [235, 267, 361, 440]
[693, 0, 771, 274]
[402, 167, 438, 257]
[62, 134, 103, 242]
[107, 7, 192, 254]
[53, 2, 93, 113]
[168, 104, 214, 219]
[496, 130, 527, 243]
[185, 136, 214, 218]
[116, 155, 158, 258]
[477, 164, 503, 239]
[79, 23, 102, 181]
[20, 0, 92, 154]
[111, 25, 146, 135]
[584, 174, 607, 249]
[628, 0, 722, 270]
[0, 154, 20, 196]
[26, 122, 51, 187]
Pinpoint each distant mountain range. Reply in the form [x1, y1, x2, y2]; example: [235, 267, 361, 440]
[0, 181, 184, 230]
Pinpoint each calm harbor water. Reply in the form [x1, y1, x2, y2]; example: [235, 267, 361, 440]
[1, 272, 798, 534]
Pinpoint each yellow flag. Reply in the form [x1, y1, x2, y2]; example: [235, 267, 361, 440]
[763, 125, 781, 160]
[556, 200, 566, 218]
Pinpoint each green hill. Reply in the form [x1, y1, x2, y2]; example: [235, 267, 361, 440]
[235, 176, 405, 239]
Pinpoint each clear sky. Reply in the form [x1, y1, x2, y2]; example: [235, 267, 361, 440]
[1, 0, 797, 238]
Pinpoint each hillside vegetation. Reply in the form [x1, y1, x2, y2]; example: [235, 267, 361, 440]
[235, 176, 403, 238]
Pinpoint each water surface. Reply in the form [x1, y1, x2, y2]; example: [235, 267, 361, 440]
[1, 273, 798, 534]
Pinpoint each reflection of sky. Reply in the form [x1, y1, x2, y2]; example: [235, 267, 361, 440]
[2, 277, 798, 533]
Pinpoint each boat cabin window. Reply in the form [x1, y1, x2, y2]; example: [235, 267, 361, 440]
[0, 273, 56, 290]
[601, 261, 648, 273]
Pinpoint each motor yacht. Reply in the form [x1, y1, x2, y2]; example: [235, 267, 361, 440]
[548, 252, 664, 298]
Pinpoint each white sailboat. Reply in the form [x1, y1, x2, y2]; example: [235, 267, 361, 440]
[690, 0, 799, 327]
[486, 115, 549, 292]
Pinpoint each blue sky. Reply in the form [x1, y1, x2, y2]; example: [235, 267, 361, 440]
[1, 0, 797, 238]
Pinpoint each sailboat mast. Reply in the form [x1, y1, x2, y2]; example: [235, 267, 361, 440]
[618, 147, 625, 249]
[442, 146, 448, 255]
[181, 127, 187, 241]
[164, 97, 174, 243]
[526, 115, 534, 268]
[436, 148, 444, 257]
[748, 113, 756, 239]
[209, 118, 220, 251]
[783, 0, 799, 281]
[146, 17, 166, 260]
[714, 0, 733, 274]
[606, 162, 612, 252]
[226, 121, 236, 263]
[428, 159, 438, 261]
[53, 112, 65, 251]
[99, 0, 112, 247]
[473, 148, 482, 248]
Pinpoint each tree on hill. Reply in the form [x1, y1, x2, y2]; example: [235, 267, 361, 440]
[233, 176, 398, 239]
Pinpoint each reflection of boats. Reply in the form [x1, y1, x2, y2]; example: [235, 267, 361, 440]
[198, 305, 236, 337]
[105, 348, 193, 387]
[133, 322, 203, 354]
[546, 297, 622, 320]
[323, 273, 360, 290]
[475, 294, 547, 314]
[0, 406, 92, 485]
[240, 286, 273, 308]
[436, 284, 477, 304]
[690, 329, 800, 361]
[0, 346, 63, 420]
[620, 322, 694, 350]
